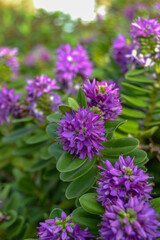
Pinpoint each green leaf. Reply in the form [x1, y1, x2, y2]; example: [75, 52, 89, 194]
[26, 132, 48, 144]
[125, 69, 145, 77]
[102, 149, 147, 165]
[150, 198, 160, 214]
[28, 159, 51, 172]
[48, 143, 64, 159]
[77, 88, 87, 108]
[65, 167, 96, 199]
[47, 112, 62, 122]
[72, 207, 100, 233]
[46, 123, 58, 138]
[58, 105, 72, 114]
[137, 126, 159, 139]
[79, 193, 104, 215]
[9, 216, 25, 238]
[43, 166, 59, 180]
[68, 97, 80, 111]
[122, 82, 151, 94]
[101, 138, 139, 156]
[18, 177, 36, 195]
[122, 94, 148, 108]
[104, 120, 127, 133]
[144, 121, 160, 127]
[122, 107, 146, 119]
[49, 208, 63, 219]
[60, 158, 95, 182]
[14, 142, 45, 156]
[2, 126, 36, 143]
[56, 152, 86, 173]
[12, 117, 33, 123]
[118, 119, 139, 134]
[0, 210, 17, 229]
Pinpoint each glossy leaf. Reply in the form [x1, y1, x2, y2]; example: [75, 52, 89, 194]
[79, 193, 104, 215]
[122, 94, 148, 108]
[122, 107, 145, 119]
[72, 207, 100, 233]
[77, 88, 87, 108]
[58, 105, 72, 114]
[60, 158, 95, 182]
[65, 167, 96, 199]
[104, 120, 127, 133]
[56, 152, 86, 173]
[46, 123, 58, 138]
[48, 143, 64, 159]
[68, 97, 80, 111]
[49, 208, 63, 219]
[101, 138, 139, 156]
[47, 112, 62, 122]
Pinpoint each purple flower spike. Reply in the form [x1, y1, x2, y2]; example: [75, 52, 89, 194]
[55, 44, 92, 93]
[37, 211, 92, 240]
[0, 87, 20, 125]
[26, 75, 59, 99]
[99, 197, 160, 240]
[83, 79, 122, 121]
[26, 75, 61, 119]
[0, 47, 19, 80]
[97, 155, 153, 206]
[131, 17, 160, 38]
[25, 44, 51, 66]
[129, 17, 160, 68]
[112, 35, 133, 73]
[57, 108, 106, 160]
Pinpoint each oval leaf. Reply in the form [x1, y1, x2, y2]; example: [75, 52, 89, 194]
[79, 193, 104, 215]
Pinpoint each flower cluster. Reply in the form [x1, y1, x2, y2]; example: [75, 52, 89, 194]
[83, 79, 122, 121]
[100, 197, 160, 240]
[0, 47, 19, 80]
[37, 211, 92, 240]
[0, 87, 21, 125]
[57, 108, 106, 160]
[25, 44, 51, 66]
[97, 155, 160, 239]
[26, 75, 61, 119]
[130, 17, 160, 67]
[124, 4, 147, 21]
[55, 44, 92, 93]
[112, 35, 133, 73]
[97, 155, 152, 206]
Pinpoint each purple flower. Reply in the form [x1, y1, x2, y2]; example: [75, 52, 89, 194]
[57, 108, 106, 160]
[55, 44, 92, 93]
[83, 79, 122, 121]
[97, 155, 153, 206]
[26, 75, 59, 99]
[0, 47, 19, 80]
[0, 87, 20, 124]
[99, 197, 160, 240]
[112, 35, 133, 73]
[124, 4, 147, 21]
[37, 211, 92, 240]
[25, 44, 51, 66]
[129, 17, 160, 68]
[26, 75, 61, 119]
[131, 17, 160, 38]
